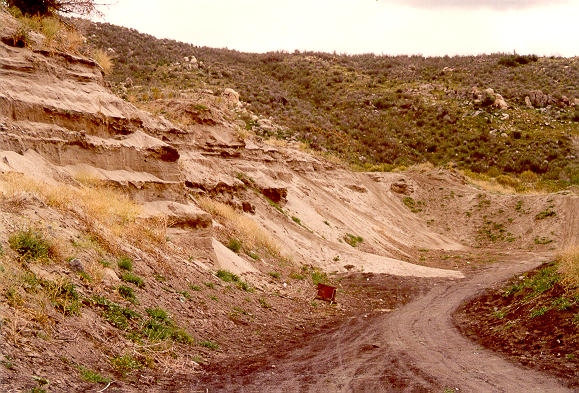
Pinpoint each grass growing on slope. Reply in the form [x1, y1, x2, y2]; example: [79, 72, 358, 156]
[197, 197, 280, 256]
[0, 173, 166, 252]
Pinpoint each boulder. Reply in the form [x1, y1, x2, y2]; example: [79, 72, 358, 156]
[390, 178, 414, 195]
[493, 94, 508, 110]
[525, 96, 533, 108]
[528, 90, 551, 108]
[102, 268, 119, 284]
[67, 258, 84, 273]
[223, 88, 240, 106]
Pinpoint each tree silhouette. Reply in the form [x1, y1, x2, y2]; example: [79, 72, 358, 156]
[6, 0, 99, 16]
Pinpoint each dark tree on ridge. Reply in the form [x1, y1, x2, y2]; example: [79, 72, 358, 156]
[5, 0, 98, 16]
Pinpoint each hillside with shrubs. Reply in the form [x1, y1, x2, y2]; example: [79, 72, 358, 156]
[79, 20, 578, 191]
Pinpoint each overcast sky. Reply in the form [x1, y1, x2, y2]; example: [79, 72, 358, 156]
[98, 0, 579, 57]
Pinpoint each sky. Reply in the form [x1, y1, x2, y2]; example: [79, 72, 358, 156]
[98, 0, 579, 57]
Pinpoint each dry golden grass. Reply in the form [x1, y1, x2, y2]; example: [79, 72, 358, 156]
[91, 48, 114, 74]
[7, 12, 84, 53]
[0, 173, 165, 253]
[197, 196, 280, 255]
[407, 162, 435, 173]
[0, 256, 53, 339]
[467, 177, 518, 194]
[557, 246, 579, 292]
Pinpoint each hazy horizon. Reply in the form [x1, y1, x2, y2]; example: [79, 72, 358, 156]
[97, 0, 579, 57]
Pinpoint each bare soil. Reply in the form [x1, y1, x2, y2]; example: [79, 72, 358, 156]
[181, 254, 574, 393]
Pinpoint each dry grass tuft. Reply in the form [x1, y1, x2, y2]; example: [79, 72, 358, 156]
[197, 197, 280, 255]
[557, 246, 579, 293]
[91, 48, 114, 74]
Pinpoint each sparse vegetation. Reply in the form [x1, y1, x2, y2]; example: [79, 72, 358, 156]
[535, 208, 556, 220]
[311, 270, 328, 285]
[227, 238, 242, 253]
[258, 298, 272, 309]
[402, 197, 424, 213]
[558, 246, 579, 292]
[110, 354, 145, 377]
[198, 197, 280, 256]
[117, 285, 136, 302]
[91, 47, 113, 74]
[78, 366, 110, 384]
[216, 270, 251, 291]
[117, 256, 133, 271]
[44, 279, 81, 316]
[83, 22, 579, 188]
[8, 229, 52, 262]
[121, 273, 145, 288]
[199, 340, 219, 350]
[343, 233, 363, 247]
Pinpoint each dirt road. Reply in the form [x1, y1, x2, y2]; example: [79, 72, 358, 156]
[194, 255, 573, 392]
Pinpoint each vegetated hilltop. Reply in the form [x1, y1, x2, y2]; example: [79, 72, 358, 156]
[80, 20, 578, 191]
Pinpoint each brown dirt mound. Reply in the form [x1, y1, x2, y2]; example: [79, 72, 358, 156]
[454, 262, 579, 387]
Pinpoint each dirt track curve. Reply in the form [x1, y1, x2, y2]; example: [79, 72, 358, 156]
[194, 255, 573, 393]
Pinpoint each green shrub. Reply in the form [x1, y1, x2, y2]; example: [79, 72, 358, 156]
[199, 340, 219, 349]
[343, 233, 363, 247]
[117, 285, 135, 301]
[90, 295, 140, 330]
[258, 298, 272, 309]
[535, 209, 556, 220]
[110, 355, 144, 377]
[216, 270, 251, 291]
[78, 366, 110, 384]
[117, 256, 133, 271]
[496, 175, 520, 188]
[121, 273, 145, 288]
[216, 269, 239, 282]
[9, 230, 52, 261]
[311, 270, 328, 285]
[227, 238, 242, 253]
[145, 307, 169, 322]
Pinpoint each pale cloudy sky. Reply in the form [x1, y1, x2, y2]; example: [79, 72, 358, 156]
[99, 0, 579, 57]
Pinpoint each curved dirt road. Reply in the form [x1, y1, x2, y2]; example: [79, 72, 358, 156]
[195, 256, 573, 392]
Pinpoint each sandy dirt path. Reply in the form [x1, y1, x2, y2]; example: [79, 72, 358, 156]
[194, 255, 573, 392]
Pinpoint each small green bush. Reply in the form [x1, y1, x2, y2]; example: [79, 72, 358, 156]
[117, 256, 133, 271]
[121, 273, 145, 288]
[79, 366, 110, 384]
[199, 340, 219, 349]
[343, 233, 363, 247]
[216, 270, 239, 282]
[9, 230, 51, 261]
[146, 307, 169, 322]
[535, 209, 556, 220]
[258, 298, 272, 309]
[227, 238, 242, 253]
[110, 355, 144, 377]
[117, 285, 135, 301]
[311, 270, 328, 285]
[216, 270, 252, 291]
[90, 295, 140, 330]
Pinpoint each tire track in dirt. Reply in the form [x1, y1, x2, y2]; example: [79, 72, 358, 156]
[194, 255, 573, 392]
[382, 255, 572, 393]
